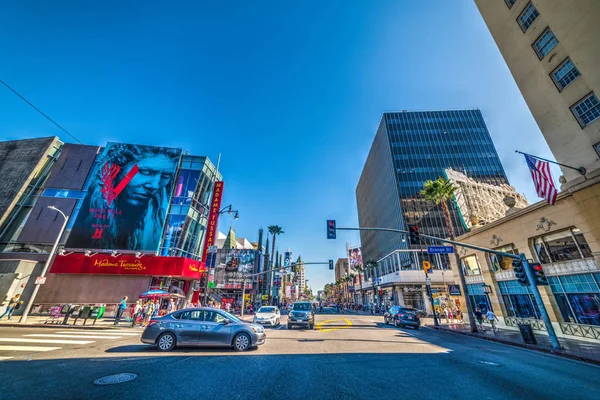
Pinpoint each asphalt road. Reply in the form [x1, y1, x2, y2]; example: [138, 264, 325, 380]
[1, 310, 599, 400]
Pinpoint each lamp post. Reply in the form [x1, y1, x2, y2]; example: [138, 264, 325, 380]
[20, 206, 69, 323]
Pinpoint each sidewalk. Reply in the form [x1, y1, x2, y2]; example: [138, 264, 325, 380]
[424, 319, 600, 365]
[0, 315, 137, 330]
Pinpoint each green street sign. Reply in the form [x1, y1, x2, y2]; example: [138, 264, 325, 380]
[208, 281, 215, 289]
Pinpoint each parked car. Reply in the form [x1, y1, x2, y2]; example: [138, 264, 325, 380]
[383, 306, 402, 325]
[253, 306, 281, 326]
[393, 307, 421, 330]
[287, 301, 315, 329]
[141, 308, 266, 352]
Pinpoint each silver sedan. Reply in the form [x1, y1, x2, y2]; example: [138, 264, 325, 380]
[141, 308, 266, 352]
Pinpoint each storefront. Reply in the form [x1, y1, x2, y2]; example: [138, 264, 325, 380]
[497, 280, 541, 319]
[466, 283, 493, 314]
[38, 253, 205, 306]
[549, 273, 600, 326]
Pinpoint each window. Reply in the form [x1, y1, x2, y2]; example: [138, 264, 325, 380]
[551, 58, 581, 91]
[533, 227, 593, 263]
[461, 255, 482, 276]
[548, 274, 600, 326]
[533, 28, 558, 59]
[498, 280, 542, 319]
[490, 244, 519, 272]
[571, 93, 600, 127]
[505, 0, 517, 8]
[518, 3, 539, 32]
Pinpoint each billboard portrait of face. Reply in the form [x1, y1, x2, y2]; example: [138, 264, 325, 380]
[348, 247, 363, 268]
[66, 142, 182, 251]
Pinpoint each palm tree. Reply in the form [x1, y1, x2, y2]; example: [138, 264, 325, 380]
[422, 177, 477, 333]
[267, 225, 284, 303]
[354, 264, 365, 306]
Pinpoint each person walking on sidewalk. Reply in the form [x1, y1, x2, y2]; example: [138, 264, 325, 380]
[486, 309, 499, 332]
[114, 296, 128, 325]
[131, 300, 143, 327]
[474, 308, 485, 331]
[0, 294, 23, 320]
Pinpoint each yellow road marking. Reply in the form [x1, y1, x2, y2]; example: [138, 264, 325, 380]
[316, 318, 352, 332]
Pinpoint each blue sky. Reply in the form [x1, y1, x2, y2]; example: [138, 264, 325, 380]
[0, 1, 558, 292]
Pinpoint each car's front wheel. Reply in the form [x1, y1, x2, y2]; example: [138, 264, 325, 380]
[276, 319, 280, 326]
[233, 332, 251, 352]
[288, 323, 292, 329]
[156, 332, 176, 352]
[414, 326, 420, 330]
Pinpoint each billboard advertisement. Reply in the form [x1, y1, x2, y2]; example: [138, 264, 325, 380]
[66, 142, 182, 251]
[348, 246, 363, 268]
[202, 181, 224, 262]
[215, 249, 256, 289]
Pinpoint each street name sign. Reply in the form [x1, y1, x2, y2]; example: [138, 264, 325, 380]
[427, 246, 454, 254]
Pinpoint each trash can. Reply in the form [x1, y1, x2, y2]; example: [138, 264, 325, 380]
[518, 323, 537, 344]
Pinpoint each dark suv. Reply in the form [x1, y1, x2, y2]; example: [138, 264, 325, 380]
[393, 307, 420, 330]
[288, 302, 315, 329]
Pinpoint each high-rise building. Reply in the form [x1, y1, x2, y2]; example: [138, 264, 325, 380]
[474, 1, 600, 183]
[357, 110, 508, 264]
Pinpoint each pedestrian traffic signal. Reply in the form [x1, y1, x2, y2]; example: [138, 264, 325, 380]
[328, 259, 334, 270]
[409, 225, 420, 245]
[512, 259, 530, 286]
[531, 263, 548, 286]
[379, 290, 383, 296]
[327, 220, 336, 239]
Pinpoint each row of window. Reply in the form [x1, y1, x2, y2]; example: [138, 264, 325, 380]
[506, 1, 600, 128]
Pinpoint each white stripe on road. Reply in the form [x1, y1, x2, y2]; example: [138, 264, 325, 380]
[54, 331, 139, 336]
[0, 345, 61, 352]
[25, 334, 122, 339]
[0, 356, 14, 360]
[0, 338, 95, 345]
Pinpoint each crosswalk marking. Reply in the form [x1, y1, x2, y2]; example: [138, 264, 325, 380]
[25, 334, 122, 339]
[55, 330, 140, 336]
[0, 356, 14, 360]
[0, 338, 95, 345]
[0, 345, 61, 352]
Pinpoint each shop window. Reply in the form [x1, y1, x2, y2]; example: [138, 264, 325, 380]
[546, 273, 600, 326]
[461, 255, 482, 276]
[532, 227, 592, 263]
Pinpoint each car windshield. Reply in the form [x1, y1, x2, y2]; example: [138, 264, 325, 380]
[401, 309, 416, 315]
[258, 307, 276, 313]
[293, 303, 311, 311]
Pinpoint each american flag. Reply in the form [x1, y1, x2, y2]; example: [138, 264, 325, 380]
[524, 154, 558, 205]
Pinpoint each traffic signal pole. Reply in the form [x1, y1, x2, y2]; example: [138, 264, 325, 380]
[334, 226, 561, 348]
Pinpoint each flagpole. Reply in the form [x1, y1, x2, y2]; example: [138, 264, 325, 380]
[515, 150, 586, 175]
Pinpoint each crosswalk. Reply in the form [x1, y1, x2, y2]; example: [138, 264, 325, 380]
[0, 329, 141, 361]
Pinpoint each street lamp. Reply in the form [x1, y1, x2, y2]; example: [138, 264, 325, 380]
[20, 206, 69, 323]
[482, 283, 493, 294]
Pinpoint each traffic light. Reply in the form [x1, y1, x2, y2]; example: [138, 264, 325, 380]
[512, 259, 530, 286]
[329, 259, 334, 270]
[531, 263, 549, 286]
[199, 273, 207, 288]
[409, 225, 420, 245]
[378, 290, 383, 296]
[327, 220, 336, 239]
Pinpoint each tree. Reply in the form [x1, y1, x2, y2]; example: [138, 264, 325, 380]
[422, 177, 478, 333]
[354, 264, 365, 306]
[267, 225, 284, 303]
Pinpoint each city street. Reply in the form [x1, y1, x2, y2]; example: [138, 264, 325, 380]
[1, 311, 599, 399]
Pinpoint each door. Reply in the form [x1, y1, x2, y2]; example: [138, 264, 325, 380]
[173, 310, 203, 345]
[199, 310, 234, 346]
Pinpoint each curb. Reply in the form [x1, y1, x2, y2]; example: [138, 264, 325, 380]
[0, 322, 140, 330]
[428, 325, 600, 366]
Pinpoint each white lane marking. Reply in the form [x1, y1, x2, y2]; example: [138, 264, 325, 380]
[0, 345, 61, 352]
[0, 356, 15, 360]
[479, 361, 500, 366]
[25, 334, 122, 339]
[0, 338, 95, 345]
[54, 331, 139, 336]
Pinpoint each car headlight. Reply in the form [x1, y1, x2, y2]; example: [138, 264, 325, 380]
[251, 325, 265, 333]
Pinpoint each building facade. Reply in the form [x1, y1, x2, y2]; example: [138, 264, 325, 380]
[356, 110, 509, 312]
[0, 137, 222, 314]
[475, 0, 600, 183]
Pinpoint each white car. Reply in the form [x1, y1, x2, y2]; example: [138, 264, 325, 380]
[253, 306, 281, 326]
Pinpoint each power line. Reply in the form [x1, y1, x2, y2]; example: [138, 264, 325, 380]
[0, 78, 84, 145]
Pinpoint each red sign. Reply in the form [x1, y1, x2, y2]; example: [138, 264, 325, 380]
[50, 254, 206, 279]
[202, 181, 224, 262]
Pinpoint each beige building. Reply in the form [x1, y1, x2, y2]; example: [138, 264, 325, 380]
[449, 1, 600, 341]
[475, 0, 600, 184]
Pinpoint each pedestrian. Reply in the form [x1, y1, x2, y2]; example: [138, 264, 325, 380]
[444, 308, 449, 323]
[114, 296, 128, 325]
[474, 308, 485, 331]
[167, 298, 175, 312]
[225, 301, 231, 313]
[456, 307, 464, 324]
[131, 300, 142, 327]
[0, 294, 23, 320]
[486, 309, 499, 332]
[153, 300, 160, 317]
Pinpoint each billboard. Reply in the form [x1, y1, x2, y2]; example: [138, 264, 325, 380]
[215, 249, 256, 289]
[201, 181, 224, 262]
[66, 142, 182, 251]
[348, 246, 363, 268]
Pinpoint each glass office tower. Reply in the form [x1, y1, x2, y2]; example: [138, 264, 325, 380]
[356, 109, 508, 274]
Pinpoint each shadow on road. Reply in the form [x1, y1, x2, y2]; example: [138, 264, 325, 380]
[105, 344, 259, 354]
